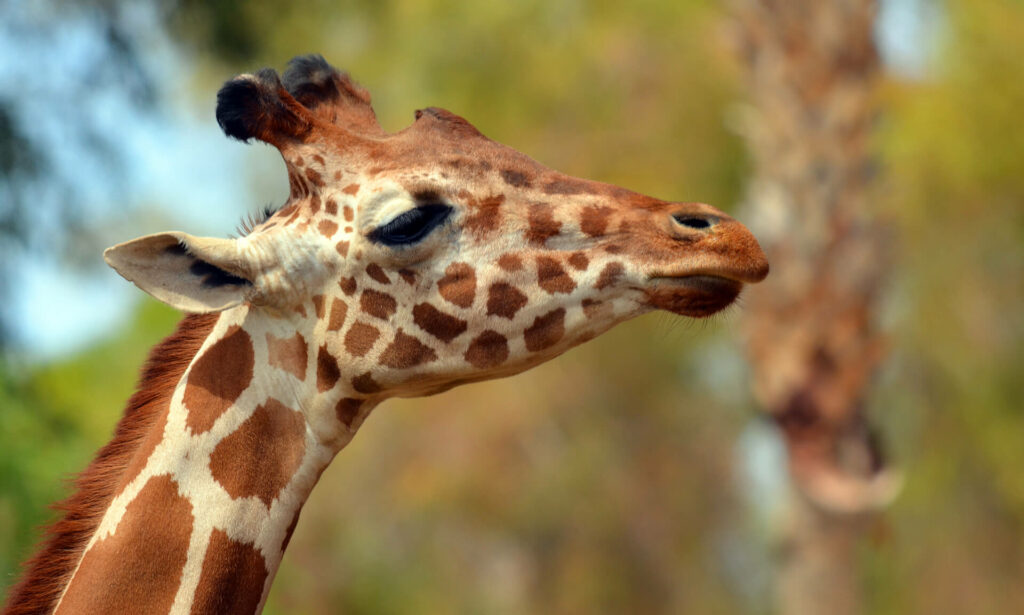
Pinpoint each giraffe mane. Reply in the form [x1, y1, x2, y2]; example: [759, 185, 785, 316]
[2, 313, 218, 615]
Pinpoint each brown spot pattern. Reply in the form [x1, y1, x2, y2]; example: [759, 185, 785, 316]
[398, 269, 416, 284]
[360, 289, 398, 319]
[342, 183, 360, 196]
[464, 330, 510, 369]
[208, 398, 306, 507]
[325, 198, 338, 215]
[344, 322, 380, 357]
[352, 372, 381, 394]
[190, 529, 267, 615]
[487, 283, 529, 319]
[266, 333, 308, 381]
[305, 167, 324, 187]
[56, 475, 192, 615]
[500, 169, 531, 187]
[340, 277, 357, 295]
[595, 262, 625, 290]
[437, 262, 477, 308]
[412, 302, 468, 343]
[318, 220, 338, 238]
[568, 252, 589, 271]
[343, 205, 354, 222]
[121, 405, 169, 489]
[336, 241, 350, 258]
[183, 327, 254, 435]
[582, 298, 612, 320]
[328, 299, 348, 331]
[366, 263, 391, 284]
[524, 308, 566, 352]
[464, 194, 504, 236]
[379, 329, 438, 369]
[526, 203, 561, 245]
[543, 178, 591, 195]
[335, 398, 364, 428]
[536, 257, 576, 295]
[580, 205, 613, 237]
[286, 171, 304, 197]
[497, 253, 523, 272]
[309, 195, 321, 214]
[316, 345, 340, 392]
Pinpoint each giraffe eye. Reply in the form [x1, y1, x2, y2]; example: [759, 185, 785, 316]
[371, 204, 453, 246]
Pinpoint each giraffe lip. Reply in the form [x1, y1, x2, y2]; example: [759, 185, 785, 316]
[646, 275, 744, 317]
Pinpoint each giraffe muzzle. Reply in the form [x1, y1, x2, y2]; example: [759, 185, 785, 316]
[643, 203, 769, 316]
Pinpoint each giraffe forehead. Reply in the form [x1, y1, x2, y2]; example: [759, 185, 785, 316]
[279, 135, 649, 243]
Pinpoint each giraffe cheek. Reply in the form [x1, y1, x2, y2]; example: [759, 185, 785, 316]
[412, 302, 468, 343]
[486, 283, 528, 319]
[595, 262, 625, 290]
[437, 262, 477, 308]
[524, 308, 567, 352]
[378, 329, 438, 369]
[536, 257, 576, 295]
[464, 331, 510, 369]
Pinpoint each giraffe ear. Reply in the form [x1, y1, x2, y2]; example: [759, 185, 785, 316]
[104, 232, 255, 313]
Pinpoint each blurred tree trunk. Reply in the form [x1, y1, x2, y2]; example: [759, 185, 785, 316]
[730, 2, 897, 614]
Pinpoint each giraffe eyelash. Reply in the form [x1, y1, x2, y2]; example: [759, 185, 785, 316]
[369, 203, 453, 246]
[236, 204, 281, 236]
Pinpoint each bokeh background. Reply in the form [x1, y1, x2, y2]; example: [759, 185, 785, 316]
[1, 0, 1021, 613]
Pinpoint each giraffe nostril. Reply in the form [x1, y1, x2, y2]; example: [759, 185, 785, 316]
[672, 214, 712, 230]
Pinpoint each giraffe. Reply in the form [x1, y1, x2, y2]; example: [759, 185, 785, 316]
[2, 55, 768, 614]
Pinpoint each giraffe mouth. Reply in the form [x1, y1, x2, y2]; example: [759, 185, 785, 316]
[645, 275, 744, 317]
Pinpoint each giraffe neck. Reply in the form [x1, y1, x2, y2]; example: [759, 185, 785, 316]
[6, 306, 374, 615]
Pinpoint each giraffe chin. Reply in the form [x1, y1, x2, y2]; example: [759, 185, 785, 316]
[645, 275, 744, 317]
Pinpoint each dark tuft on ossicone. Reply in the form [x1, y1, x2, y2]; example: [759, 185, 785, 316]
[283, 54, 342, 109]
[216, 69, 311, 144]
[216, 69, 277, 142]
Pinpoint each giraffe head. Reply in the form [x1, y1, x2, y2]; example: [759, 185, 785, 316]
[105, 55, 767, 401]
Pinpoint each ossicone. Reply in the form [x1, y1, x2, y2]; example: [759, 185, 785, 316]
[216, 68, 314, 146]
[281, 54, 382, 135]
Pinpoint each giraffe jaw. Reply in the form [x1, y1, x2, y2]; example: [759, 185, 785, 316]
[645, 275, 745, 317]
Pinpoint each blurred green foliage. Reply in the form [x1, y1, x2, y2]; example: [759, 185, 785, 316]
[866, 1, 1024, 612]
[1, 0, 1022, 613]
[0, 301, 180, 594]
